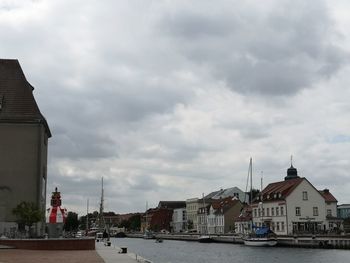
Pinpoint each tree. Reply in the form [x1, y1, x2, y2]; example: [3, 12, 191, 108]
[187, 220, 194, 230]
[12, 201, 43, 237]
[64, 212, 79, 232]
[129, 214, 141, 231]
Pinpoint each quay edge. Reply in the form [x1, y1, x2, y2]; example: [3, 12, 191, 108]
[126, 233, 350, 249]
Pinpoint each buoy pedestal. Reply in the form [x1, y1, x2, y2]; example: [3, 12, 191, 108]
[46, 187, 67, 238]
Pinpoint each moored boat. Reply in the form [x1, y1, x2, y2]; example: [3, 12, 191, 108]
[243, 226, 277, 247]
[198, 235, 212, 243]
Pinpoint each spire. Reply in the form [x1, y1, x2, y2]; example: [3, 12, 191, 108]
[284, 156, 300, 181]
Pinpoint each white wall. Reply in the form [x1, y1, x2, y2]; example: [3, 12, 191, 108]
[286, 179, 326, 234]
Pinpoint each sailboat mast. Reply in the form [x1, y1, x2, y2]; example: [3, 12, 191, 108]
[86, 198, 89, 233]
[250, 157, 253, 204]
[99, 177, 105, 229]
[202, 193, 207, 235]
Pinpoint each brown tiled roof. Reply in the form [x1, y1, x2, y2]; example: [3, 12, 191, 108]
[253, 177, 304, 203]
[211, 197, 240, 214]
[0, 59, 51, 137]
[319, 189, 337, 202]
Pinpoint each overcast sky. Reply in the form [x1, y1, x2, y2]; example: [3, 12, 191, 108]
[1, 0, 350, 216]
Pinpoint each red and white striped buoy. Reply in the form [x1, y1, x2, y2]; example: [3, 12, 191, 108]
[46, 187, 67, 224]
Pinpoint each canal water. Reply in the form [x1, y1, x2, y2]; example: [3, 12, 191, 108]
[111, 238, 350, 263]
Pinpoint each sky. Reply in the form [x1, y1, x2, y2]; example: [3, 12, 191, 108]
[1, 0, 350, 216]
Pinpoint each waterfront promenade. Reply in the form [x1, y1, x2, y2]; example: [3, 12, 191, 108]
[0, 242, 143, 263]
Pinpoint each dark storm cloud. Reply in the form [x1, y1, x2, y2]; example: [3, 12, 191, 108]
[157, 0, 348, 96]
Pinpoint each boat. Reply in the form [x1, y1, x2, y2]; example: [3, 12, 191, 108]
[143, 230, 155, 239]
[198, 235, 212, 243]
[243, 226, 277, 246]
[198, 193, 212, 243]
[243, 158, 277, 247]
[155, 238, 163, 243]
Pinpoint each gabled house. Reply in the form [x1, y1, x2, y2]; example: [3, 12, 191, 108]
[205, 197, 242, 234]
[251, 164, 339, 235]
[234, 204, 252, 235]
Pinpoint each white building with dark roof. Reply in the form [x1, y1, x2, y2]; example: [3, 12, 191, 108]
[251, 164, 340, 235]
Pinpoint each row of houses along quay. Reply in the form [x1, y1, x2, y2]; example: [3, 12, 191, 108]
[132, 163, 350, 249]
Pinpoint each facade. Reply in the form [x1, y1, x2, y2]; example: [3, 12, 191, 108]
[198, 204, 210, 234]
[172, 208, 187, 233]
[141, 208, 156, 233]
[188, 187, 247, 232]
[251, 165, 339, 235]
[185, 198, 201, 232]
[206, 197, 242, 234]
[150, 208, 173, 232]
[0, 59, 51, 236]
[234, 205, 252, 235]
[337, 204, 350, 219]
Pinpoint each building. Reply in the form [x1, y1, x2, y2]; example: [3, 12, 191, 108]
[172, 207, 187, 233]
[0, 59, 51, 236]
[207, 187, 249, 204]
[158, 201, 186, 210]
[150, 208, 173, 232]
[234, 204, 252, 235]
[187, 187, 247, 232]
[338, 204, 350, 219]
[206, 197, 242, 234]
[251, 164, 339, 235]
[185, 198, 201, 232]
[141, 208, 157, 233]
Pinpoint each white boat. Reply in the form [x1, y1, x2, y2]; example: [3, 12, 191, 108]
[243, 237, 277, 247]
[243, 226, 277, 246]
[198, 235, 212, 243]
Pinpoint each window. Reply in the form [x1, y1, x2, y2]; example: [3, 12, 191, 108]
[266, 208, 270, 216]
[276, 207, 279, 216]
[254, 209, 257, 217]
[281, 221, 285, 231]
[293, 222, 297, 231]
[327, 209, 332, 216]
[302, 191, 308, 200]
[313, 207, 318, 216]
[262, 208, 265, 216]
[280, 206, 284, 216]
[276, 222, 280, 231]
[271, 207, 275, 216]
[296, 207, 301, 216]
[272, 222, 275, 231]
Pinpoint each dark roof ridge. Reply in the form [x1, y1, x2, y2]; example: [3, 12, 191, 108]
[0, 59, 51, 137]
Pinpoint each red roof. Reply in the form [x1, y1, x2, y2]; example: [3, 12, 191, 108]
[211, 197, 240, 213]
[319, 189, 337, 202]
[253, 177, 304, 203]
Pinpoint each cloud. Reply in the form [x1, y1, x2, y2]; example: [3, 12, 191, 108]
[156, 0, 348, 96]
[1, 0, 350, 214]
